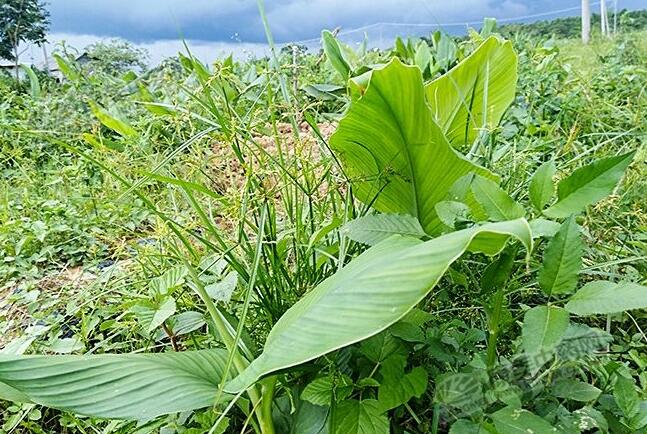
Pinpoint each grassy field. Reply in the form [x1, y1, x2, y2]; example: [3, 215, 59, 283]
[0, 18, 646, 434]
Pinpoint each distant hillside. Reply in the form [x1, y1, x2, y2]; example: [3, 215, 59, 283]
[498, 9, 647, 39]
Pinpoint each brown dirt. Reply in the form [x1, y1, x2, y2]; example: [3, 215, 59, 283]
[209, 121, 335, 193]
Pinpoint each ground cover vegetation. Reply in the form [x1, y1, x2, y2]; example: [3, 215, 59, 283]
[0, 8, 646, 434]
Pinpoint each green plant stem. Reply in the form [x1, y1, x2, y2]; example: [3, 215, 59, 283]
[183, 260, 265, 426]
[487, 287, 505, 369]
[431, 403, 440, 434]
[259, 376, 277, 434]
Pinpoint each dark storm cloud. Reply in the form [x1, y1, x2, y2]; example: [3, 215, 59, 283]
[47, 0, 645, 44]
[48, 0, 260, 42]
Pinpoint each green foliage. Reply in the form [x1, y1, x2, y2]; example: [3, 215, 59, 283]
[84, 40, 149, 75]
[425, 36, 517, 150]
[88, 101, 138, 138]
[0, 350, 230, 419]
[543, 152, 635, 218]
[491, 407, 557, 433]
[226, 219, 532, 393]
[330, 58, 497, 235]
[332, 399, 388, 434]
[521, 305, 569, 361]
[342, 213, 426, 246]
[0, 0, 49, 62]
[19, 64, 40, 98]
[0, 14, 645, 434]
[528, 160, 555, 210]
[322, 30, 355, 79]
[470, 175, 525, 221]
[499, 10, 647, 39]
[538, 215, 583, 296]
[552, 378, 601, 402]
[566, 281, 647, 315]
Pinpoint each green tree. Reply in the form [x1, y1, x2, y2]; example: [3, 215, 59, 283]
[0, 0, 50, 81]
[84, 39, 149, 75]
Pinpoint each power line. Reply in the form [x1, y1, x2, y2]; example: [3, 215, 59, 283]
[288, 2, 602, 46]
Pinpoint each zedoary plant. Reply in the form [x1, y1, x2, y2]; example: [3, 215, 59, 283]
[1, 31, 644, 433]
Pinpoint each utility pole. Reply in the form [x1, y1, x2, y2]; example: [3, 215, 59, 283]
[42, 44, 50, 74]
[613, 0, 618, 35]
[600, 0, 609, 36]
[582, 0, 591, 43]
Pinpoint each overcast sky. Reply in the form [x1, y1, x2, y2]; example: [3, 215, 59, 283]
[20, 0, 646, 65]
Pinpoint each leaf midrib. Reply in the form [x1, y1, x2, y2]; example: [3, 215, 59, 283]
[372, 79, 421, 221]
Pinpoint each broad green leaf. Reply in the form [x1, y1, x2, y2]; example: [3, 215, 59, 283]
[522, 305, 569, 357]
[130, 302, 157, 331]
[149, 265, 187, 296]
[552, 378, 601, 402]
[434, 372, 483, 412]
[0, 350, 230, 420]
[89, 101, 138, 138]
[307, 217, 343, 252]
[491, 407, 558, 434]
[435, 200, 471, 228]
[143, 101, 177, 116]
[449, 419, 490, 434]
[359, 332, 402, 363]
[342, 213, 426, 246]
[0, 382, 29, 403]
[322, 30, 352, 79]
[480, 246, 515, 292]
[291, 400, 331, 434]
[389, 321, 425, 342]
[20, 65, 41, 98]
[543, 152, 635, 218]
[401, 307, 434, 327]
[226, 219, 531, 393]
[302, 83, 345, 101]
[169, 311, 205, 336]
[301, 375, 352, 407]
[394, 37, 412, 60]
[481, 17, 497, 37]
[572, 407, 608, 432]
[148, 297, 176, 332]
[538, 215, 582, 296]
[628, 401, 647, 432]
[448, 174, 489, 222]
[556, 324, 612, 360]
[471, 175, 524, 221]
[302, 377, 334, 407]
[82, 132, 125, 152]
[414, 41, 432, 73]
[529, 160, 556, 211]
[632, 405, 647, 431]
[205, 271, 238, 302]
[529, 218, 560, 238]
[330, 58, 497, 235]
[614, 375, 640, 419]
[47, 337, 85, 354]
[377, 355, 427, 411]
[332, 399, 389, 434]
[434, 32, 458, 71]
[53, 53, 80, 82]
[425, 36, 517, 148]
[565, 281, 647, 316]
